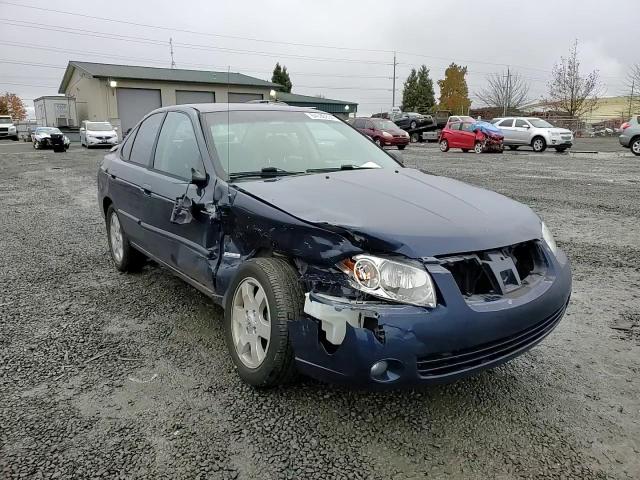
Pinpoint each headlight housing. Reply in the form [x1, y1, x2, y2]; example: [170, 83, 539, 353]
[541, 221, 558, 256]
[382, 131, 392, 138]
[338, 255, 436, 307]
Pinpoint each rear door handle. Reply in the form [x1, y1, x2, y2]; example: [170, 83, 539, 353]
[141, 184, 152, 196]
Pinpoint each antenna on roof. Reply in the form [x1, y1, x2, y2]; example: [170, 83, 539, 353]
[169, 37, 176, 69]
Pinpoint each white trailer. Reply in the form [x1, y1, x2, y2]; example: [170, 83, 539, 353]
[33, 96, 78, 128]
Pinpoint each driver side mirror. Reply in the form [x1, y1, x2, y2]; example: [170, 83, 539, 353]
[191, 168, 208, 187]
[523, 124, 530, 129]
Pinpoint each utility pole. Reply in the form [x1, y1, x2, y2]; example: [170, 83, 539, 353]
[392, 51, 397, 108]
[629, 78, 635, 118]
[169, 37, 176, 69]
[503, 67, 511, 116]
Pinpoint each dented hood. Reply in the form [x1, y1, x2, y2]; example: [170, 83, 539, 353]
[235, 168, 542, 257]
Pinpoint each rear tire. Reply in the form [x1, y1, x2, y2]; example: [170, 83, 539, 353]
[410, 132, 419, 143]
[105, 205, 145, 272]
[224, 258, 303, 387]
[410, 121, 417, 130]
[630, 137, 640, 156]
[439, 139, 449, 152]
[532, 136, 547, 152]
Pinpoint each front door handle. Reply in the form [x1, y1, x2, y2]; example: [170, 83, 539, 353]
[141, 184, 152, 196]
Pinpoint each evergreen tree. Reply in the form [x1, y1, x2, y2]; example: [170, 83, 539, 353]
[401, 66, 436, 113]
[271, 63, 292, 93]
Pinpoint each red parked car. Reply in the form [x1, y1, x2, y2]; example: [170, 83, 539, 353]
[351, 117, 410, 150]
[440, 120, 504, 153]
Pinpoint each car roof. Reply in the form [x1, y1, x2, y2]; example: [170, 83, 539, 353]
[153, 103, 320, 114]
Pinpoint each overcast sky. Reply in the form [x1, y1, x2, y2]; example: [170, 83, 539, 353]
[0, 0, 635, 117]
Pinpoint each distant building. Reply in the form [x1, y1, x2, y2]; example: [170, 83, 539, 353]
[58, 61, 282, 134]
[522, 96, 635, 124]
[275, 92, 357, 119]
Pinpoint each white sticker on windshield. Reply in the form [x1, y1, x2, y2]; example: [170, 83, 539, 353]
[305, 112, 339, 121]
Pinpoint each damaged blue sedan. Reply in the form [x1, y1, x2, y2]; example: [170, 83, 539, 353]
[98, 104, 572, 388]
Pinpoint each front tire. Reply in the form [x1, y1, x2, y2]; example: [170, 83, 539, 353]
[105, 205, 145, 272]
[630, 137, 640, 156]
[474, 142, 484, 154]
[439, 139, 449, 152]
[374, 138, 383, 148]
[224, 258, 303, 387]
[532, 136, 547, 152]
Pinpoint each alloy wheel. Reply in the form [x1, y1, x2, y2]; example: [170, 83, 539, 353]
[439, 140, 448, 152]
[533, 138, 545, 152]
[632, 139, 640, 155]
[109, 211, 124, 264]
[474, 142, 483, 154]
[231, 278, 271, 369]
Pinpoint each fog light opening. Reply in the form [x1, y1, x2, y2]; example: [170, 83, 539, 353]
[370, 360, 388, 378]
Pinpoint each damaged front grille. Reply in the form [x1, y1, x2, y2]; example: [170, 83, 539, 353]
[438, 240, 546, 299]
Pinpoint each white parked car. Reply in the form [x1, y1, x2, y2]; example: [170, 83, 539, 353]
[80, 121, 119, 148]
[492, 117, 573, 152]
[0, 115, 18, 140]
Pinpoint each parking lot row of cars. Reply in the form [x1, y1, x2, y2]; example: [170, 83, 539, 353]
[350, 110, 640, 155]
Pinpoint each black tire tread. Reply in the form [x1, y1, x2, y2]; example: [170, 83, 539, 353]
[105, 205, 145, 273]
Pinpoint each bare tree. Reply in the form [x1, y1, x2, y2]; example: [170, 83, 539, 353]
[546, 40, 603, 117]
[625, 64, 640, 117]
[475, 70, 530, 114]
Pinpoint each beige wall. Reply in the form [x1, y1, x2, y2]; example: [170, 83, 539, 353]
[63, 68, 272, 136]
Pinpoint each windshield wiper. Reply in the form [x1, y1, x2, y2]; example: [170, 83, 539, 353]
[305, 164, 376, 173]
[229, 167, 303, 180]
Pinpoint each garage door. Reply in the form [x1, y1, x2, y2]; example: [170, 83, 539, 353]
[228, 92, 263, 103]
[116, 88, 162, 134]
[176, 90, 215, 105]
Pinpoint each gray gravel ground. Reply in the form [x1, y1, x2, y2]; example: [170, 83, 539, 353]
[1, 138, 638, 479]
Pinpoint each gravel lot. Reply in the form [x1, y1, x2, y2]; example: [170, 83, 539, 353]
[1, 138, 638, 479]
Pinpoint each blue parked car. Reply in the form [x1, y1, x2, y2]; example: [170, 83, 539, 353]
[98, 104, 572, 388]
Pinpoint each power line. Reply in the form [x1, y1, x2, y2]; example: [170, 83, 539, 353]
[0, 0, 393, 54]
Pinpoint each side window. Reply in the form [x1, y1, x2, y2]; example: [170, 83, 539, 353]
[129, 113, 164, 166]
[153, 112, 204, 179]
[120, 126, 138, 161]
[461, 123, 474, 132]
[365, 121, 375, 129]
[514, 119, 528, 128]
[448, 122, 461, 130]
[498, 118, 514, 128]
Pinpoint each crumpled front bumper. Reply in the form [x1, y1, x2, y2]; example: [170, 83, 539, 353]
[289, 248, 572, 388]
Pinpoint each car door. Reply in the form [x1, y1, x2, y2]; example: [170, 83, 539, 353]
[459, 122, 477, 149]
[353, 118, 366, 134]
[105, 112, 165, 254]
[512, 118, 532, 144]
[446, 122, 462, 147]
[364, 120, 377, 138]
[496, 118, 515, 143]
[142, 110, 220, 291]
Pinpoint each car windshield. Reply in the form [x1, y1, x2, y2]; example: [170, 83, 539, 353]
[528, 118, 554, 128]
[0, 116, 12, 123]
[204, 110, 400, 178]
[86, 122, 113, 131]
[371, 119, 397, 130]
[36, 127, 61, 134]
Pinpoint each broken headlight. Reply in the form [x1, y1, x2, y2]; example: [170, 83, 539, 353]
[338, 255, 436, 308]
[541, 221, 558, 256]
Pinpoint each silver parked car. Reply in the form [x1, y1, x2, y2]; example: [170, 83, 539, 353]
[492, 117, 574, 152]
[619, 116, 640, 156]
